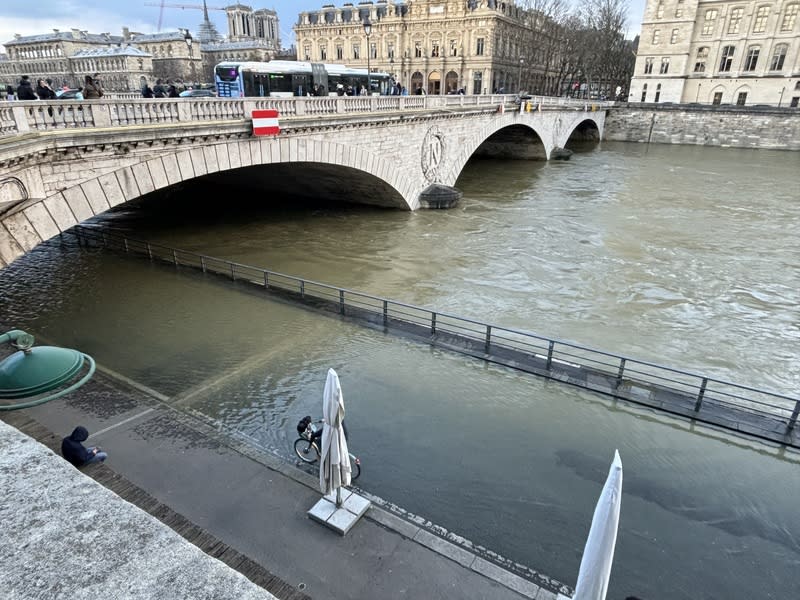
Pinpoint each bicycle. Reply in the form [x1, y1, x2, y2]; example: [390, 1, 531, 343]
[293, 418, 361, 480]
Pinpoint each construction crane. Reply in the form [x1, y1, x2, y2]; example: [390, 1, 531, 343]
[144, 1, 226, 32]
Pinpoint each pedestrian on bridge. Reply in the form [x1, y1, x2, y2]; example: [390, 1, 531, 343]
[82, 75, 103, 99]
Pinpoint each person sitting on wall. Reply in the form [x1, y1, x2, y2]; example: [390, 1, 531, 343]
[61, 426, 107, 467]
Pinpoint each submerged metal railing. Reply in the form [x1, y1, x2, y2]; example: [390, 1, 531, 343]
[68, 225, 800, 447]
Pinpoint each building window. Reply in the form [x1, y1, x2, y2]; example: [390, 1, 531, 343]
[744, 46, 760, 71]
[719, 45, 735, 72]
[336, 44, 343, 60]
[728, 8, 744, 34]
[655, 83, 662, 102]
[450, 39, 458, 56]
[656, 1, 664, 18]
[753, 6, 770, 33]
[675, 0, 684, 17]
[712, 92, 723, 105]
[736, 92, 748, 105]
[415, 41, 422, 58]
[770, 44, 788, 70]
[370, 42, 377, 59]
[353, 44, 360, 59]
[476, 37, 485, 55]
[641, 83, 647, 102]
[702, 9, 718, 35]
[660, 57, 670, 73]
[694, 47, 709, 72]
[431, 43, 440, 57]
[644, 57, 654, 73]
[781, 4, 799, 31]
[320, 44, 327, 60]
[652, 29, 661, 44]
[670, 29, 679, 44]
[790, 96, 799, 107]
[387, 42, 395, 59]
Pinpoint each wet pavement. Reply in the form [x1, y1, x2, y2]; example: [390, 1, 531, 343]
[0, 361, 568, 600]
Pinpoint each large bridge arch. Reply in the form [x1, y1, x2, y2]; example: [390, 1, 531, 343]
[0, 136, 409, 268]
[441, 115, 549, 186]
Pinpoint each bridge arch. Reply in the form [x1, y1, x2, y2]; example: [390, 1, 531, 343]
[0, 136, 409, 268]
[441, 115, 549, 186]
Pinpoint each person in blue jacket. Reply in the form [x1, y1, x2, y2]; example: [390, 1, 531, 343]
[61, 426, 107, 467]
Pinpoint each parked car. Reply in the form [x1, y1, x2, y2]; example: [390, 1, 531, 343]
[179, 89, 215, 98]
[56, 88, 84, 100]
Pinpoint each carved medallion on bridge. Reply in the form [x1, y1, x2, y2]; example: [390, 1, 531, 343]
[421, 126, 445, 183]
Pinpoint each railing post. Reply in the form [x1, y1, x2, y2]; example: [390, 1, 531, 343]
[431, 312, 437, 335]
[383, 300, 388, 325]
[336, 97, 345, 114]
[200, 256, 206, 272]
[546, 340, 555, 369]
[123, 238, 129, 253]
[11, 106, 31, 133]
[788, 400, 800, 431]
[172, 250, 178, 266]
[146, 243, 153, 260]
[694, 378, 708, 412]
[617, 358, 626, 382]
[264, 271, 269, 287]
[91, 102, 111, 128]
[295, 97, 307, 116]
[230, 263, 236, 281]
[485, 325, 492, 353]
[339, 290, 345, 315]
[176, 101, 192, 122]
[300, 280, 305, 298]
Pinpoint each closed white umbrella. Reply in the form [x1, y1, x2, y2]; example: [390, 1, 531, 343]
[572, 450, 623, 600]
[319, 368, 351, 506]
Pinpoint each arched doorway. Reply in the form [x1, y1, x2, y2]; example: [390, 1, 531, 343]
[428, 71, 441, 95]
[411, 71, 423, 95]
[445, 70, 459, 94]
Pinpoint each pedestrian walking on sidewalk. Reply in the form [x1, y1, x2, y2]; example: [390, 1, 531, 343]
[61, 426, 107, 467]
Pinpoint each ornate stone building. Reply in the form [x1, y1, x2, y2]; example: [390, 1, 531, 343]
[2, 29, 127, 90]
[294, 0, 559, 95]
[126, 30, 203, 84]
[629, 0, 800, 106]
[2, 4, 283, 92]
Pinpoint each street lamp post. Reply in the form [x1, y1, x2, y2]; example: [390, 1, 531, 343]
[182, 28, 195, 84]
[363, 18, 372, 95]
[517, 57, 525, 94]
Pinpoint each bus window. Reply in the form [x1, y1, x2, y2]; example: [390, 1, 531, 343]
[268, 73, 293, 95]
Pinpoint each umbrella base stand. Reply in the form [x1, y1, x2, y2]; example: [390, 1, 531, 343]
[308, 488, 371, 536]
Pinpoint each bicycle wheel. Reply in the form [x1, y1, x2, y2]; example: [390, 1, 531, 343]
[350, 454, 361, 480]
[294, 437, 319, 464]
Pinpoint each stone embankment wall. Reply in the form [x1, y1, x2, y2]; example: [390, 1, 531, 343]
[604, 105, 800, 151]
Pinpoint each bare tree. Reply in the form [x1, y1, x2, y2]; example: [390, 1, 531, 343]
[572, 0, 635, 98]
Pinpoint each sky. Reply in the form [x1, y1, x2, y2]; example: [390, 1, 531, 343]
[0, 0, 646, 54]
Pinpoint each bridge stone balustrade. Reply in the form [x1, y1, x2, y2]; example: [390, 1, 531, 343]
[0, 96, 608, 269]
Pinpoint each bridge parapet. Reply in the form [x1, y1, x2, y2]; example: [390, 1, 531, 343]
[0, 96, 610, 138]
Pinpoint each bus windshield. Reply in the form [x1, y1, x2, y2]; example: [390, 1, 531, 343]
[215, 66, 239, 82]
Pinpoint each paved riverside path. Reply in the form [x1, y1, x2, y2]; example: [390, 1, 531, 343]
[0, 365, 565, 600]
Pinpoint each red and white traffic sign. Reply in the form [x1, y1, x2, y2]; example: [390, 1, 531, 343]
[252, 109, 280, 136]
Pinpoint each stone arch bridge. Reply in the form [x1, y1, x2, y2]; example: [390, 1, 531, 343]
[0, 95, 607, 269]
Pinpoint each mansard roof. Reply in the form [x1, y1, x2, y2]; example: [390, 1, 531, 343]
[72, 46, 152, 58]
[5, 31, 124, 46]
[128, 31, 189, 43]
